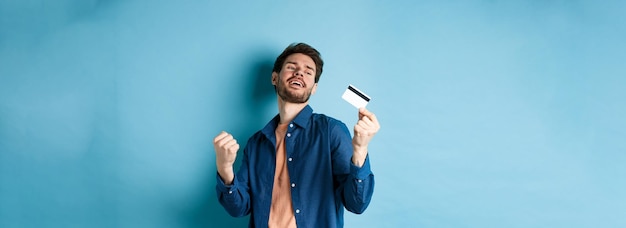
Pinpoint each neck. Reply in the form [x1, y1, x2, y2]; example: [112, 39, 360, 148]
[277, 97, 308, 124]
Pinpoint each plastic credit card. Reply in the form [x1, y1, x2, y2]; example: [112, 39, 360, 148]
[341, 84, 371, 108]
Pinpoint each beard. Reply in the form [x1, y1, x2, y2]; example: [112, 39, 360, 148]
[275, 78, 313, 104]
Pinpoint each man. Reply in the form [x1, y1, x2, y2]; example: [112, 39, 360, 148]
[213, 43, 380, 227]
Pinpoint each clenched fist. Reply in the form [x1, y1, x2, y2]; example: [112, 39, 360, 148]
[214, 131, 239, 185]
[352, 108, 380, 167]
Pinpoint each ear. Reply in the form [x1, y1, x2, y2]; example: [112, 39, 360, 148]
[311, 83, 318, 95]
[271, 72, 278, 86]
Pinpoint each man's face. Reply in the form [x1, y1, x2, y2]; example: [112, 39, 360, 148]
[272, 53, 318, 104]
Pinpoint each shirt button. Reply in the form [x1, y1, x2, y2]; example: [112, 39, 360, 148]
[291, 183, 296, 187]
[289, 123, 294, 128]
[357, 179, 363, 183]
[288, 158, 293, 162]
[295, 209, 300, 214]
[228, 190, 233, 194]
[287, 133, 291, 137]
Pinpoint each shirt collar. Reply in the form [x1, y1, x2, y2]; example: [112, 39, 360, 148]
[292, 105, 313, 129]
[261, 105, 313, 139]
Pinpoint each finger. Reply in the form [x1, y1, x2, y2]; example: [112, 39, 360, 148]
[368, 113, 379, 126]
[360, 109, 378, 123]
[224, 139, 238, 151]
[216, 134, 234, 147]
[363, 113, 377, 125]
[354, 124, 365, 136]
[357, 121, 372, 134]
[360, 116, 374, 126]
[358, 107, 373, 118]
[213, 131, 229, 143]
[356, 118, 373, 131]
[359, 118, 380, 134]
[362, 115, 379, 132]
[231, 143, 240, 153]
[358, 107, 370, 120]
[358, 107, 365, 119]
[356, 117, 375, 132]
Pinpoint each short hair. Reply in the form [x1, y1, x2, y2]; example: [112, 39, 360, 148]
[272, 43, 324, 83]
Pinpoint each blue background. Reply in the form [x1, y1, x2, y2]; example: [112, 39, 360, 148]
[1, 0, 625, 227]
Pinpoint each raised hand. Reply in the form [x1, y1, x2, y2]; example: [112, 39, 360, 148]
[213, 131, 239, 185]
[352, 107, 380, 167]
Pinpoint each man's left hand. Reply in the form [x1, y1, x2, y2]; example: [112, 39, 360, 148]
[352, 107, 380, 167]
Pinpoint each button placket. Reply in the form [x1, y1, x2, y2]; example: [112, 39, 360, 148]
[287, 122, 293, 138]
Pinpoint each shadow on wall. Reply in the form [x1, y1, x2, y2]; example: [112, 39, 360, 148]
[180, 51, 276, 228]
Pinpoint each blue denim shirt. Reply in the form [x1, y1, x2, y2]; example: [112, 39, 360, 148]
[216, 105, 375, 228]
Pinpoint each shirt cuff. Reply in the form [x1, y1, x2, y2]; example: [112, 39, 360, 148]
[216, 172, 236, 194]
[350, 155, 373, 180]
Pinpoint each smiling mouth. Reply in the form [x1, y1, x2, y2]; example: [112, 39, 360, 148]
[289, 80, 304, 88]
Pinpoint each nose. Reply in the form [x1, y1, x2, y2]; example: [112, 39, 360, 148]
[294, 69, 303, 77]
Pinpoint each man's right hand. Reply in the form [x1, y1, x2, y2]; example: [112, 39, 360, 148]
[213, 131, 239, 185]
